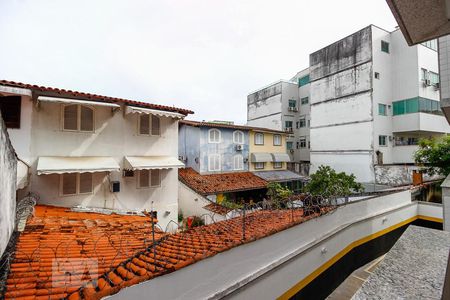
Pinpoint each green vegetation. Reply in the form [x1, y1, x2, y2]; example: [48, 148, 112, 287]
[266, 182, 293, 208]
[414, 136, 450, 176]
[303, 165, 363, 198]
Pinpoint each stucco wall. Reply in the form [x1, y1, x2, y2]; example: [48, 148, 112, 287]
[198, 127, 249, 174]
[0, 115, 17, 256]
[249, 131, 287, 171]
[179, 125, 201, 172]
[6, 97, 181, 229]
[374, 165, 442, 186]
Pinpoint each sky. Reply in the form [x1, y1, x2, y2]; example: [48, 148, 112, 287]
[0, 0, 397, 124]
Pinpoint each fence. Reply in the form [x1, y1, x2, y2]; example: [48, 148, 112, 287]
[1, 194, 337, 300]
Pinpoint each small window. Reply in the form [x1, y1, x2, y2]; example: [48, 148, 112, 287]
[273, 162, 282, 169]
[208, 154, 221, 171]
[299, 118, 306, 128]
[285, 121, 293, 129]
[379, 135, 387, 146]
[138, 169, 160, 188]
[374, 72, 380, 79]
[254, 162, 265, 170]
[288, 99, 297, 109]
[61, 173, 93, 196]
[63, 104, 94, 132]
[287, 141, 293, 150]
[299, 138, 306, 148]
[296, 121, 299, 129]
[421, 68, 428, 81]
[233, 130, 244, 144]
[255, 132, 264, 145]
[233, 155, 244, 170]
[208, 129, 221, 143]
[378, 104, 387, 116]
[301, 97, 309, 105]
[0, 96, 21, 128]
[381, 40, 389, 53]
[298, 75, 310, 87]
[273, 134, 282, 146]
[429, 71, 440, 86]
[139, 115, 160, 136]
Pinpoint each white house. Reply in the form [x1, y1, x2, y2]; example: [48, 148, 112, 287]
[0, 80, 192, 229]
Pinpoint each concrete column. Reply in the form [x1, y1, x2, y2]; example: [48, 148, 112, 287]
[442, 175, 450, 231]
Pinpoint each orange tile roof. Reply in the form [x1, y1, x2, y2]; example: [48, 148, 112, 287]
[179, 168, 268, 195]
[4, 205, 164, 300]
[203, 202, 234, 215]
[68, 208, 330, 300]
[0, 80, 193, 115]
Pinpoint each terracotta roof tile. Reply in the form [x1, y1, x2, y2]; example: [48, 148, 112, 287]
[0, 80, 193, 115]
[179, 168, 268, 195]
[68, 208, 333, 300]
[180, 119, 286, 134]
[5, 205, 164, 300]
[203, 202, 234, 215]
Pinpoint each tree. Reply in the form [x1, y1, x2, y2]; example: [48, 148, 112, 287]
[303, 165, 363, 198]
[266, 182, 293, 208]
[414, 136, 450, 176]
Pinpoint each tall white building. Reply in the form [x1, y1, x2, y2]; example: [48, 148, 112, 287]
[247, 25, 450, 185]
[310, 25, 449, 185]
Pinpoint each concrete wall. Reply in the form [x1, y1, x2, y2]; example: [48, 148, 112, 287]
[442, 176, 450, 231]
[0, 115, 17, 256]
[111, 191, 442, 300]
[247, 81, 284, 130]
[5, 94, 181, 229]
[375, 165, 441, 186]
[179, 125, 201, 172]
[199, 127, 249, 174]
[439, 35, 450, 122]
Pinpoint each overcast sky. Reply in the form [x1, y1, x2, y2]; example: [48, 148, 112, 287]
[0, 0, 397, 123]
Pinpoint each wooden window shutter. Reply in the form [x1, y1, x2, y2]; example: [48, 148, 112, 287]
[62, 173, 77, 195]
[139, 115, 150, 135]
[79, 173, 93, 193]
[150, 169, 160, 187]
[80, 106, 94, 132]
[139, 169, 150, 188]
[0, 96, 21, 128]
[64, 105, 78, 130]
[151, 115, 160, 135]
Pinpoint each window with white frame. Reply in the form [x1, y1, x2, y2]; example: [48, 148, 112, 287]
[273, 162, 282, 169]
[139, 114, 160, 136]
[254, 162, 264, 169]
[254, 132, 264, 145]
[208, 154, 221, 171]
[299, 118, 306, 128]
[273, 134, 282, 146]
[233, 155, 244, 170]
[138, 169, 161, 188]
[299, 138, 307, 148]
[208, 128, 221, 143]
[233, 130, 244, 144]
[63, 104, 94, 132]
[61, 173, 93, 196]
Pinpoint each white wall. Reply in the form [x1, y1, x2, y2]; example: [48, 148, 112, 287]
[392, 112, 450, 133]
[111, 191, 440, 300]
[6, 96, 181, 229]
[0, 115, 17, 256]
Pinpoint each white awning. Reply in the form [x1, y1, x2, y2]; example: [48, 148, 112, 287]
[271, 153, 291, 162]
[250, 153, 273, 162]
[124, 156, 184, 170]
[37, 156, 120, 175]
[125, 105, 185, 119]
[16, 160, 29, 189]
[37, 96, 120, 108]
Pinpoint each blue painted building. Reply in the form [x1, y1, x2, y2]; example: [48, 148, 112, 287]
[179, 120, 250, 174]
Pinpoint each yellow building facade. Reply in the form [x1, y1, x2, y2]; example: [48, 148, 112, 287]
[249, 130, 288, 172]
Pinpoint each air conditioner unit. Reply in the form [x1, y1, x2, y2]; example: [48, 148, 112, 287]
[389, 136, 393, 142]
[288, 107, 298, 112]
[434, 82, 440, 90]
[110, 181, 120, 193]
[123, 169, 134, 177]
[424, 79, 431, 86]
[178, 155, 187, 162]
[289, 149, 294, 154]
[235, 144, 243, 151]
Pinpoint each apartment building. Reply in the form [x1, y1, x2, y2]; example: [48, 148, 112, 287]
[309, 25, 450, 184]
[0, 80, 192, 228]
[247, 80, 311, 175]
[248, 25, 450, 185]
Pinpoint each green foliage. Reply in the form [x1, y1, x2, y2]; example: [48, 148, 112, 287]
[266, 182, 293, 208]
[190, 216, 205, 227]
[414, 136, 450, 176]
[304, 165, 363, 198]
[178, 211, 183, 223]
[220, 198, 243, 210]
